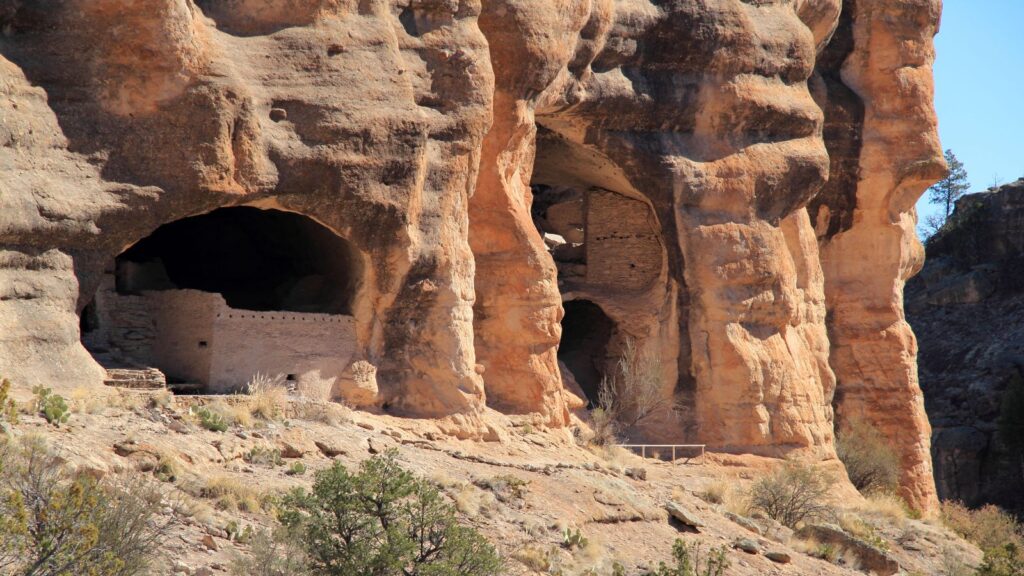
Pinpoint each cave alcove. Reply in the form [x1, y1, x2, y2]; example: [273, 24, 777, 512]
[80, 206, 363, 392]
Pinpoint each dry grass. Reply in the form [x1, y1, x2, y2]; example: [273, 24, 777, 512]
[291, 399, 351, 426]
[69, 386, 106, 414]
[154, 449, 184, 483]
[696, 479, 729, 505]
[199, 400, 247, 428]
[106, 390, 148, 413]
[512, 545, 556, 572]
[452, 483, 498, 519]
[295, 375, 333, 402]
[196, 475, 265, 513]
[148, 389, 174, 410]
[856, 491, 911, 523]
[244, 372, 288, 421]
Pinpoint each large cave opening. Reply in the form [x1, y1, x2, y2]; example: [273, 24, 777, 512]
[558, 300, 616, 407]
[81, 207, 363, 392]
[115, 206, 360, 315]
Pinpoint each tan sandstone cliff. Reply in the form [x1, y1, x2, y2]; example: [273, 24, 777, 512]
[0, 0, 944, 510]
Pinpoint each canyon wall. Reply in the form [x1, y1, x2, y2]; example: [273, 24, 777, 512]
[908, 181, 1024, 513]
[0, 0, 944, 508]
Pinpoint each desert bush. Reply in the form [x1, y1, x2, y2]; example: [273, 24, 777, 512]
[230, 528, 311, 576]
[749, 462, 833, 528]
[278, 449, 504, 576]
[0, 377, 18, 431]
[594, 338, 669, 438]
[645, 539, 729, 576]
[154, 450, 182, 483]
[836, 417, 901, 494]
[148, 389, 174, 410]
[286, 462, 307, 476]
[31, 385, 69, 427]
[0, 435, 169, 576]
[588, 406, 619, 446]
[473, 474, 529, 503]
[696, 481, 727, 505]
[977, 543, 1024, 576]
[245, 446, 283, 468]
[942, 501, 1023, 554]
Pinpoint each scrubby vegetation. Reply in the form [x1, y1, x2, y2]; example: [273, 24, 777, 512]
[590, 338, 669, 446]
[749, 462, 833, 528]
[836, 417, 901, 494]
[237, 450, 504, 576]
[0, 378, 18, 432]
[942, 501, 1024, 575]
[645, 540, 729, 576]
[0, 435, 169, 576]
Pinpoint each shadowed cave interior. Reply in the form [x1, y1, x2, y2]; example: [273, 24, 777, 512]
[80, 207, 363, 391]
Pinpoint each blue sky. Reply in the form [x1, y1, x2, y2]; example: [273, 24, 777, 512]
[916, 0, 1024, 223]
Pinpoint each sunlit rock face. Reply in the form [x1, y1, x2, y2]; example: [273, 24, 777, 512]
[0, 0, 943, 508]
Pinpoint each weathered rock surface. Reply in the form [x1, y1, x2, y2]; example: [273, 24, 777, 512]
[812, 0, 945, 510]
[0, 0, 945, 508]
[908, 180, 1024, 511]
[796, 524, 901, 576]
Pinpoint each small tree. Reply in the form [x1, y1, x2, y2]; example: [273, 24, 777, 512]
[278, 450, 504, 576]
[592, 337, 669, 444]
[0, 435, 169, 576]
[749, 462, 834, 528]
[836, 417, 901, 494]
[929, 149, 971, 221]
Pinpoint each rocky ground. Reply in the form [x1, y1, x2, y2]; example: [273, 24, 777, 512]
[1, 386, 980, 576]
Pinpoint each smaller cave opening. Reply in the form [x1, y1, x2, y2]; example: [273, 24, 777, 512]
[531, 185, 587, 280]
[559, 300, 616, 407]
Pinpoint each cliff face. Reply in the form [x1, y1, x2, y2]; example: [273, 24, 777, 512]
[0, 0, 944, 509]
[908, 180, 1024, 512]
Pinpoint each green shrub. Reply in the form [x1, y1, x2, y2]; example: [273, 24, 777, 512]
[0, 435, 169, 575]
[195, 406, 229, 432]
[286, 462, 307, 476]
[645, 539, 729, 576]
[277, 449, 504, 576]
[749, 462, 833, 528]
[836, 417, 901, 494]
[32, 385, 69, 427]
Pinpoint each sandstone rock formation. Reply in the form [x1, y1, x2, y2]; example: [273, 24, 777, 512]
[908, 180, 1024, 512]
[0, 0, 945, 509]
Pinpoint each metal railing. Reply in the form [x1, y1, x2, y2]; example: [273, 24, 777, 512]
[616, 444, 706, 464]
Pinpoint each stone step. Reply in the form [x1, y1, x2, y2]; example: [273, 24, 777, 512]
[103, 368, 167, 390]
